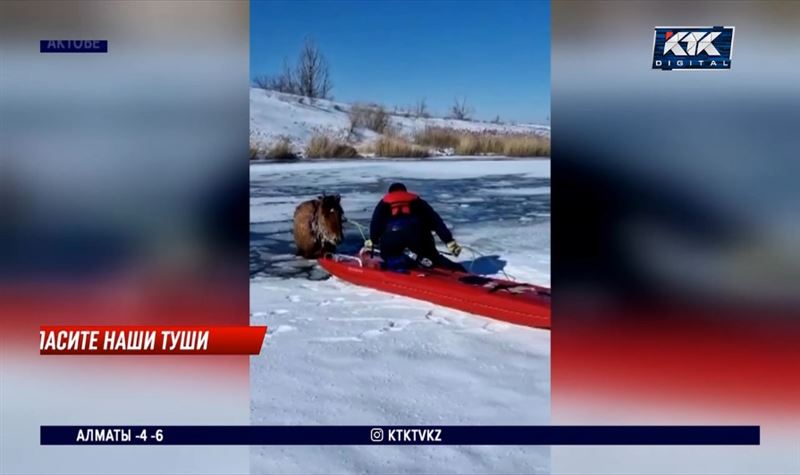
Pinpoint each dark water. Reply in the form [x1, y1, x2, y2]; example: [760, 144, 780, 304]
[250, 174, 550, 279]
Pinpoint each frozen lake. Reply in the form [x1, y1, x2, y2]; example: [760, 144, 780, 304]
[250, 158, 550, 284]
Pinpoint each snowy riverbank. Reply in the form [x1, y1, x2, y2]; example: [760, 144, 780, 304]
[250, 89, 550, 158]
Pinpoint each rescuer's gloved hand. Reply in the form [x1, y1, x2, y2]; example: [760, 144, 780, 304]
[446, 241, 462, 257]
[363, 239, 373, 251]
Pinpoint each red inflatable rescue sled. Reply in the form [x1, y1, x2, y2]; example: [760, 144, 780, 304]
[318, 252, 550, 329]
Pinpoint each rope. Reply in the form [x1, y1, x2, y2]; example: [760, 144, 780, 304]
[438, 244, 520, 282]
[345, 218, 369, 242]
[458, 244, 519, 282]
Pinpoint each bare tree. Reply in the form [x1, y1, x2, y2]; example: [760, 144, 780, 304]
[253, 39, 333, 99]
[414, 98, 429, 118]
[253, 74, 271, 90]
[279, 57, 298, 93]
[296, 38, 332, 100]
[450, 97, 474, 120]
[253, 57, 298, 94]
[252, 74, 293, 93]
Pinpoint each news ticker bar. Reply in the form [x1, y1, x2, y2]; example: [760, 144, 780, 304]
[40, 426, 760, 446]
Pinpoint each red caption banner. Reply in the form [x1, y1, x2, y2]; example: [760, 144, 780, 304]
[40, 326, 267, 355]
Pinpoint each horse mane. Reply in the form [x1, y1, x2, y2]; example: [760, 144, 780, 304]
[311, 194, 342, 244]
[309, 198, 321, 239]
[292, 193, 343, 258]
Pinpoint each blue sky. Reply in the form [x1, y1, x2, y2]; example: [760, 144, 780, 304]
[251, 0, 550, 123]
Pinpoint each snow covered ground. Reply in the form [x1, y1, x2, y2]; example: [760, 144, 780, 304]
[250, 88, 551, 156]
[250, 158, 550, 474]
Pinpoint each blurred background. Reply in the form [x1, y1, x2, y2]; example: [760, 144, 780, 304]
[551, 2, 799, 474]
[0, 1, 249, 473]
[0, 0, 248, 281]
[553, 0, 800, 309]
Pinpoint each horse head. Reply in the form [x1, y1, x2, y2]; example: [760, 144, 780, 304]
[314, 193, 344, 247]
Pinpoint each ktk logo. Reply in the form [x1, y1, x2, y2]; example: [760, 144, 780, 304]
[653, 26, 734, 71]
[663, 31, 721, 56]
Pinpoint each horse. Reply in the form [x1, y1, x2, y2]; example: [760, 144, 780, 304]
[293, 193, 345, 258]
